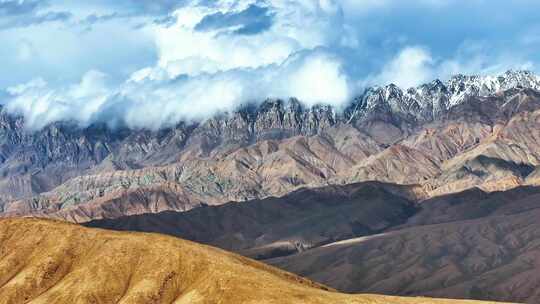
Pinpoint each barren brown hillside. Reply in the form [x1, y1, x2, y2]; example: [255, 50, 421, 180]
[0, 218, 508, 304]
[270, 207, 540, 303]
[87, 184, 540, 303]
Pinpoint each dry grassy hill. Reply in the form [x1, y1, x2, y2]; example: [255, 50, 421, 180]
[0, 218, 508, 304]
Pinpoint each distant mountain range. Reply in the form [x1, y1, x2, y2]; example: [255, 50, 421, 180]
[1, 70, 540, 222]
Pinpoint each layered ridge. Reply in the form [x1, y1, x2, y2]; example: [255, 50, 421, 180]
[1, 70, 540, 221]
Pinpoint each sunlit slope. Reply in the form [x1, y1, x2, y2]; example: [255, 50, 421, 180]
[0, 218, 510, 304]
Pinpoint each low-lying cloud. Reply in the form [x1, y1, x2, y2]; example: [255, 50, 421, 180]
[5, 0, 355, 130]
[2, 0, 540, 130]
[7, 49, 351, 130]
[362, 42, 536, 90]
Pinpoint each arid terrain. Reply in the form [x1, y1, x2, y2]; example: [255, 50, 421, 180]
[3, 1, 540, 303]
[88, 184, 540, 303]
[87, 182, 419, 258]
[2, 71, 540, 303]
[0, 218, 506, 304]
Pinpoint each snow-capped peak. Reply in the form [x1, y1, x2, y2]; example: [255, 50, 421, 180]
[350, 70, 540, 123]
[446, 70, 540, 106]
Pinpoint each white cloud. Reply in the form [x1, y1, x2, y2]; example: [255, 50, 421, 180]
[6, 49, 350, 130]
[284, 52, 350, 107]
[368, 46, 435, 88]
[437, 41, 536, 77]
[151, 0, 350, 79]
[368, 43, 536, 89]
[6, 70, 111, 129]
[3, 0, 540, 131]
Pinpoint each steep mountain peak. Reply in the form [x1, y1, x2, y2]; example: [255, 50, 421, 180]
[382, 83, 403, 99]
[446, 70, 540, 105]
[420, 78, 447, 92]
[499, 69, 540, 89]
[341, 70, 540, 127]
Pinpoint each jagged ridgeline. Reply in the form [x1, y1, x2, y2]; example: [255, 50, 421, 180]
[1, 70, 540, 221]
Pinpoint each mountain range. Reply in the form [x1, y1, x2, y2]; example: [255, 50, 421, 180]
[2, 70, 540, 303]
[1, 70, 540, 223]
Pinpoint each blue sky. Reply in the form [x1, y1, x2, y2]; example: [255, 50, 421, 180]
[2, 0, 540, 129]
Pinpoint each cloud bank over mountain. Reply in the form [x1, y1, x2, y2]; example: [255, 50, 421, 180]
[2, 0, 540, 129]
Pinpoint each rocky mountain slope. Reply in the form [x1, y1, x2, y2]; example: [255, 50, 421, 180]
[87, 183, 540, 303]
[269, 198, 540, 303]
[2, 70, 540, 222]
[0, 218, 504, 304]
[86, 182, 419, 259]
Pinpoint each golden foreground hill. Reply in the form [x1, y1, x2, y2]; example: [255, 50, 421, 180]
[0, 218, 511, 304]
